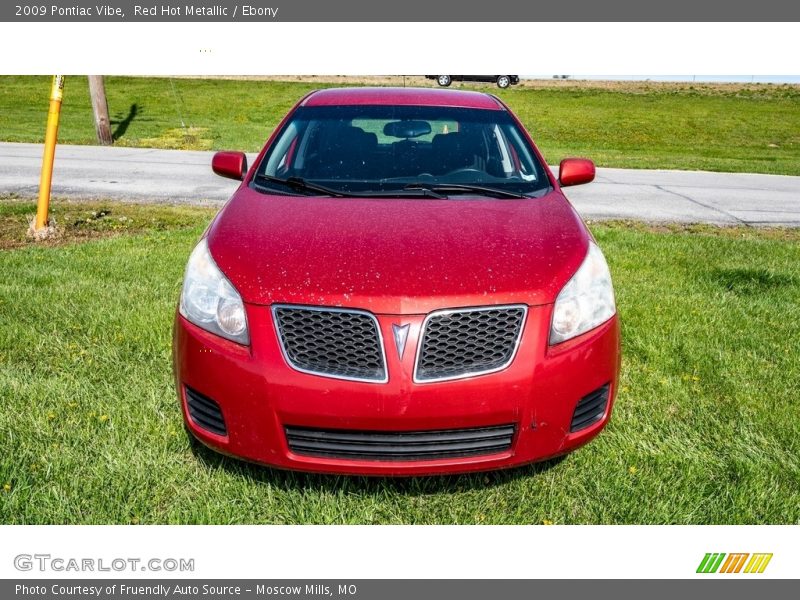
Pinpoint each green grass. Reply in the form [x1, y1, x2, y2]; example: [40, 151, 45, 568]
[1, 76, 799, 174]
[1, 197, 799, 524]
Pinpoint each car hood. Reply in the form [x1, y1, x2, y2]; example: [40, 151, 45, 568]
[206, 187, 590, 314]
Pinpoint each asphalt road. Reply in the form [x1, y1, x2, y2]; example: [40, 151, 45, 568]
[1, 142, 799, 226]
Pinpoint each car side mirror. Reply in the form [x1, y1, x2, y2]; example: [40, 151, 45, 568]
[559, 158, 595, 187]
[212, 151, 248, 181]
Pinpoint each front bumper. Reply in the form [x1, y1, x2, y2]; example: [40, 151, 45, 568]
[173, 304, 620, 475]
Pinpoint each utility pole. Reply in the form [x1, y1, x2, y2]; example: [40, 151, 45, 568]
[88, 75, 113, 146]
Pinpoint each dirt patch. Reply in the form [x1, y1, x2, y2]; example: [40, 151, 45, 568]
[136, 127, 213, 151]
[0, 196, 216, 250]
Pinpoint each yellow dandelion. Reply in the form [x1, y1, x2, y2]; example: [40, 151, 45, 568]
[99, 415, 109, 423]
[3, 483, 11, 492]
[47, 412, 56, 420]
[542, 519, 554, 525]
[629, 466, 638, 475]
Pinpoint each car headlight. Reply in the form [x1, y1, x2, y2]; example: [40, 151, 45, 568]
[550, 241, 616, 345]
[179, 239, 249, 345]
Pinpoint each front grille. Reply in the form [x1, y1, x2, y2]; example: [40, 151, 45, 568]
[273, 305, 387, 382]
[414, 305, 527, 382]
[285, 424, 515, 461]
[185, 386, 227, 436]
[570, 384, 610, 432]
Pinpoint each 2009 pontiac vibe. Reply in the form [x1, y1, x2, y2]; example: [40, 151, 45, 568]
[172, 87, 620, 475]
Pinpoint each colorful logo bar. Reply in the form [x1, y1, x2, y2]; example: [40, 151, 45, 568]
[697, 553, 773, 574]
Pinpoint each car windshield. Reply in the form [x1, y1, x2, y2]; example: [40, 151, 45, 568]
[253, 105, 551, 197]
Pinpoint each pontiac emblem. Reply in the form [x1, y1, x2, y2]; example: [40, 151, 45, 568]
[392, 324, 410, 359]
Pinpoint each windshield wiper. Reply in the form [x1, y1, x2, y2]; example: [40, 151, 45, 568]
[254, 174, 447, 199]
[253, 174, 346, 197]
[403, 183, 527, 199]
[361, 187, 447, 199]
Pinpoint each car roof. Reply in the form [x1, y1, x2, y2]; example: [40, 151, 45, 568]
[301, 87, 506, 110]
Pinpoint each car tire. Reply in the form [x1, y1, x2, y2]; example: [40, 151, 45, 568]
[436, 75, 452, 87]
[496, 76, 511, 89]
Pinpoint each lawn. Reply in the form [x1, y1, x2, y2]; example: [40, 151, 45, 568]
[0, 76, 798, 175]
[1, 197, 798, 524]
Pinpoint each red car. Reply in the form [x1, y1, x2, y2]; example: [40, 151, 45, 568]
[173, 87, 620, 476]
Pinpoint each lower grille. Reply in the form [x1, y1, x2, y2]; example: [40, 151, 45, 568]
[185, 386, 227, 436]
[570, 384, 610, 432]
[285, 424, 515, 461]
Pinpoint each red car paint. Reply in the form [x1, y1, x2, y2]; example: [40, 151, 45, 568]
[173, 88, 621, 475]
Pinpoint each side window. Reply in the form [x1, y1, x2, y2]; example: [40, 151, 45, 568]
[491, 125, 514, 175]
[264, 121, 301, 176]
[275, 137, 298, 175]
[503, 125, 539, 182]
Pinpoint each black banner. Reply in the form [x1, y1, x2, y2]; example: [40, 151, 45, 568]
[5, 580, 800, 600]
[3, 0, 800, 22]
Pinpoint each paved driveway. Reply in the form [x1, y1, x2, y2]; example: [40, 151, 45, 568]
[1, 142, 798, 226]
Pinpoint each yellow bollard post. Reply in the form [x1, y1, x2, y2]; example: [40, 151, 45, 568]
[34, 75, 65, 233]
